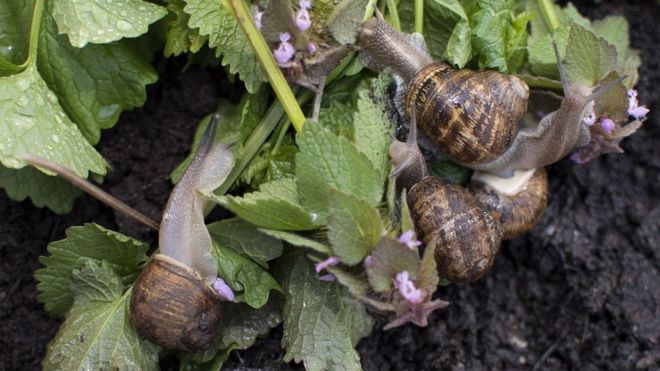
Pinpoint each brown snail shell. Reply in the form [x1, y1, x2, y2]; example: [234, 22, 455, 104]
[468, 168, 549, 240]
[408, 176, 503, 282]
[130, 254, 223, 352]
[405, 61, 530, 165]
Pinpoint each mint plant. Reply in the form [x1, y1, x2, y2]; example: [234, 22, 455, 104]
[2, 0, 648, 369]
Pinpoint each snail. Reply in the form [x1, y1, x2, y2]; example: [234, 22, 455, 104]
[468, 168, 548, 240]
[358, 18, 626, 179]
[357, 17, 530, 165]
[391, 111, 548, 281]
[23, 116, 235, 351]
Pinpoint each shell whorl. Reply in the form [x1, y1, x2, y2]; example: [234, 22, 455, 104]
[469, 168, 548, 240]
[405, 62, 530, 165]
[130, 254, 223, 351]
[408, 176, 503, 282]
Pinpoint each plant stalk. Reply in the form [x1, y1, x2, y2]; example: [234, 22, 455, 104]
[414, 0, 424, 34]
[537, 0, 561, 31]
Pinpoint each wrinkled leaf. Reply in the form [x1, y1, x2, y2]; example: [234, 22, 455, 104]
[164, 0, 207, 56]
[564, 24, 617, 86]
[327, 190, 383, 265]
[327, 0, 369, 44]
[43, 261, 158, 371]
[213, 242, 281, 309]
[207, 218, 283, 267]
[366, 237, 420, 293]
[35, 223, 149, 318]
[258, 229, 332, 254]
[275, 252, 373, 371]
[352, 89, 393, 182]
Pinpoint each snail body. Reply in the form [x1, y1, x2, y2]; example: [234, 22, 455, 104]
[469, 168, 548, 240]
[129, 118, 234, 351]
[408, 176, 503, 282]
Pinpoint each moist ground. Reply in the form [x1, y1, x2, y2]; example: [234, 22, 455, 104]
[1, 0, 658, 369]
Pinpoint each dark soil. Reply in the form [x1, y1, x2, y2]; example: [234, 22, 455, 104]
[1, 0, 658, 370]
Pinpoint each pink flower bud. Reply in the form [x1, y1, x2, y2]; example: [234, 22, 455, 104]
[295, 8, 311, 31]
[274, 32, 295, 65]
[364, 255, 373, 267]
[307, 42, 317, 55]
[627, 89, 649, 120]
[319, 274, 336, 282]
[315, 256, 340, 273]
[300, 0, 311, 9]
[394, 271, 424, 305]
[600, 118, 615, 135]
[252, 5, 263, 30]
[212, 278, 235, 301]
[398, 230, 421, 249]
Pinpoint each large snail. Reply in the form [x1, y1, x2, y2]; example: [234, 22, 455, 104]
[23, 116, 235, 351]
[358, 17, 625, 179]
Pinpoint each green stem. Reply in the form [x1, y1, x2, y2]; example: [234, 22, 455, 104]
[270, 117, 291, 155]
[27, 0, 44, 66]
[414, 0, 424, 34]
[364, 0, 378, 21]
[227, 0, 306, 133]
[386, 0, 401, 31]
[537, 0, 560, 32]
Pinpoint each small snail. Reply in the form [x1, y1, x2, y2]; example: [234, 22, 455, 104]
[469, 168, 548, 240]
[23, 116, 235, 352]
[391, 113, 547, 281]
[408, 175, 503, 282]
[130, 119, 234, 351]
[358, 17, 530, 165]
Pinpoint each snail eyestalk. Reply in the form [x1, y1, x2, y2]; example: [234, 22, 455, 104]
[20, 154, 159, 231]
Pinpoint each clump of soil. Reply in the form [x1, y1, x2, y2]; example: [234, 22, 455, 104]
[1, 1, 658, 370]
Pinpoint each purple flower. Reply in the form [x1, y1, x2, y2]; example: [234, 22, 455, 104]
[582, 110, 596, 126]
[398, 230, 421, 249]
[364, 255, 373, 267]
[252, 5, 263, 30]
[319, 274, 336, 282]
[274, 33, 295, 65]
[299, 0, 311, 10]
[600, 118, 615, 135]
[307, 42, 317, 55]
[394, 271, 424, 305]
[315, 256, 340, 273]
[627, 89, 649, 120]
[295, 8, 311, 31]
[212, 278, 235, 301]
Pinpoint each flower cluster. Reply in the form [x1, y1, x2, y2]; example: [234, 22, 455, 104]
[315, 256, 340, 281]
[254, 0, 317, 66]
[573, 89, 648, 164]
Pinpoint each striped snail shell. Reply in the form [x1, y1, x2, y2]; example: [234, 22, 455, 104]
[468, 168, 549, 240]
[405, 61, 530, 165]
[408, 176, 503, 282]
[130, 254, 223, 351]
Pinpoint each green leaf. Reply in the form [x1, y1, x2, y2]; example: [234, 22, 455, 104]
[211, 178, 322, 231]
[352, 89, 393, 182]
[52, 0, 166, 47]
[43, 261, 159, 371]
[0, 64, 106, 177]
[207, 218, 283, 267]
[400, 189, 414, 233]
[327, 190, 383, 265]
[317, 100, 354, 139]
[564, 24, 617, 86]
[471, 0, 531, 73]
[416, 240, 439, 291]
[213, 242, 281, 309]
[38, 10, 159, 144]
[35, 223, 149, 318]
[184, 0, 267, 93]
[164, 0, 208, 57]
[430, 159, 471, 184]
[327, 0, 370, 44]
[275, 252, 373, 371]
[218, 298, 282, 349]
[296, 123, 383, 220]
[0, 0, 32, 67]
[0, 164, 82, 214]
[366, 237, 420, 293]
[257, 229, 332, 255]
[446, 20, 472, 68]
[180, 346, 236, 371]
[527, 26, 569, 79]
[240, 143, 297, 188]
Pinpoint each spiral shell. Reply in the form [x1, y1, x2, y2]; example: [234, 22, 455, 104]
[408, 176, 503, 282]
[405, 61, 529, 165]
[130, 254, 222, 351]
[469, 168, 548, 240]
